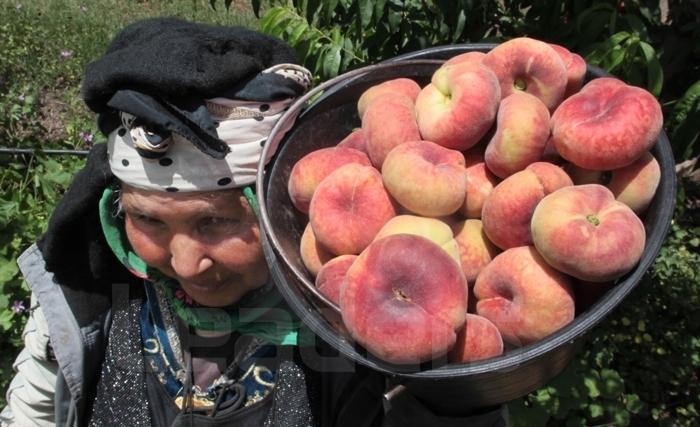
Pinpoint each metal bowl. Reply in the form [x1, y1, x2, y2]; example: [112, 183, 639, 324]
[256, 44, 676, 410]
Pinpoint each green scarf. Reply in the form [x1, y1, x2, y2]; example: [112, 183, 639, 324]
[98, 186, 308, 346]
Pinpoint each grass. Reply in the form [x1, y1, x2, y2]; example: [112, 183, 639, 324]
[0, 0, 259, 149]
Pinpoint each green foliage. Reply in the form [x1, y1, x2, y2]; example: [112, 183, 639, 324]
[510, 211, 700, 426]
[215, 0, 700, 163]
[666, 80, 700, 161]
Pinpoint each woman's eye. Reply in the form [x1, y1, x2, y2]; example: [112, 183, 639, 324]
[132, 213, 163, 226]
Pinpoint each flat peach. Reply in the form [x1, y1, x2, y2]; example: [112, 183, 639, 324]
[481, 162, 573, 250]
[531, 184, 646, 282]
[357, 78, 421, 118]
[341, 234, 468, 364]
[551, 77, 663, 170]
[483, 37, 568, 110]
[451, 219, 500, 284]
[549, 43, 586, 98]
[288, 146, 371, 213]
[474, 246, 575, 346]
[448, 313, 504, 363]
[382, 140, 467, 217]
[415, 62, 501, 150]
[374, 215, 461, 265]
[300, 222, 334, 277]
[362, 94, 421, 168]
[461, 154, 500, 219]
[315, 254, 357, 306]
[309, 163, 396, 255]
[484, 91, 551, 178]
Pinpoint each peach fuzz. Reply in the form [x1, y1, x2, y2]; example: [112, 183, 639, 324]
[474, 246, 575, 347]
[481, 162, 573, 250]
[309, 163, 396, 256]
[565, 152, 661, 215]
[362, 93, 421, 168]
[299, 222, 334, 277]
[315, 254, 357, 306]
[551, 77, 663, 170]
[357, 78, 421, 119]
[607, 152, 661, 215]
[336, 128, 369, 155]
[415, 61, 501, 150]
[374, 215, 461, 265]
[531, 184, 646, 282]
[444, 51, 486, 67]
[460, 154, 500, 219]
[484, 91, 551, 178]
[450, 219, 500, 284]
[549, 43, 587, 98]
[288, 146, 371, 214]
[482, 37, 568, 110]
[382, 140, 467, 217]
[341, 234, 468, 364]
[448, 314, 504, 363]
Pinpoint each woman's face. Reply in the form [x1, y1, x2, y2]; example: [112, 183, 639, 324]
[120, 184, 269, 307]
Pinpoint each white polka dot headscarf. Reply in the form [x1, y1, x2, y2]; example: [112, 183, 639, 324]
[107, 64, 312, 192]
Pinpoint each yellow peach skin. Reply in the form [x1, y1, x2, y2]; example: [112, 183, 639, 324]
[374, 215, 462, 266]
[484, 91, 551, 178]
[450, 219, 500, 284]
[382, 140, 467, 217]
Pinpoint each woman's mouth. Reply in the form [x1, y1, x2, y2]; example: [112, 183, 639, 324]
[182, 281, 227, 293]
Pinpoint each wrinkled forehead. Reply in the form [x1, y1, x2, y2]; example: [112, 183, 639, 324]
[119, 183, 249, 214]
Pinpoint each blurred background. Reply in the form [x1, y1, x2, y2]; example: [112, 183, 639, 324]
[0, 0, 698, 425]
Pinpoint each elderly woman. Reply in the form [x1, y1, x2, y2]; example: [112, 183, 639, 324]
[1, 18, 507, 427]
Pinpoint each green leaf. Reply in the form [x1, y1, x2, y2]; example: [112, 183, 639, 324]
[0, 310, 13, 332]
[588, 403, 605, 419]
[625, 393, 644, 414]
[325, 0, 339, 21]
[260, 7, 286, 34]
[668, 80, 700, 131]
[638, 41, 663, 96]
[288, 20, 310, 45]
[373, 0, 387, 24]
[584, 374, 601, 398]
[322, 43, 342, 78]
[0, 258, 18, 283]
[358, 0, 373, 29]
[600, 369, 624, 398]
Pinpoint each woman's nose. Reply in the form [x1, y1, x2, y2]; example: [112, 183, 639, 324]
[169, 233, 214, 279]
